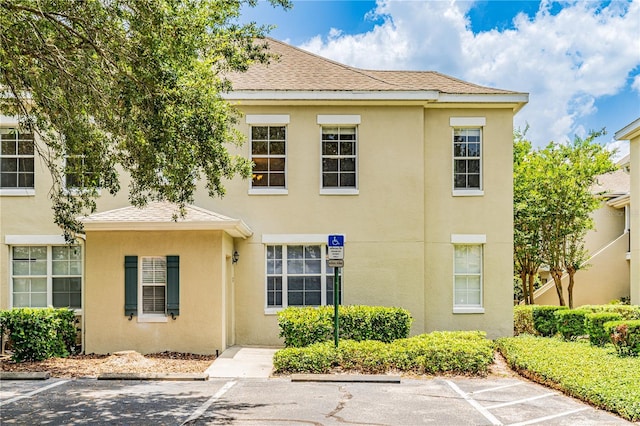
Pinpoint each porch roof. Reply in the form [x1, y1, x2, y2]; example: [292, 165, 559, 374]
[79, 202, 253, 238]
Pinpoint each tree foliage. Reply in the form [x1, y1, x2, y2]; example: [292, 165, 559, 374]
[0, 0, 290, 240]
[514, 129, 617, 307]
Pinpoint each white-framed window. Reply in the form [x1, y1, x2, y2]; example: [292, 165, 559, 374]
[64, 155, 99, 190]
[453, 128, 482, 191]
[251, 125, 286, 189]
[265, 244, 341, 310]
[140, 256, 167, 316]
[1, 128, 34, 190]
[453, 244, 483, 313]
[321, 126, 357, 190]
[11, 245, 82, 309]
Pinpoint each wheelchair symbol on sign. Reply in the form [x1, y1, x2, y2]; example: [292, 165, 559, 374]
[331, 237, 340, 246]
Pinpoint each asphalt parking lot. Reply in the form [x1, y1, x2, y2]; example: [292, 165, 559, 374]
[0, 376, 633, 425]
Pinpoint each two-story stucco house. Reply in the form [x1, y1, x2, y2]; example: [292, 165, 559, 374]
[0, 39, 528, 354]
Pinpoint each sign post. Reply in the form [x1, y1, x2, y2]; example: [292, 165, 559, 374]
[328, 235, 344, 348]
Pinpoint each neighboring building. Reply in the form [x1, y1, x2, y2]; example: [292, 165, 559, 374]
[534, 157, 631, 306]
[615, 119, 640, 305]
[1, 39, 528, 354]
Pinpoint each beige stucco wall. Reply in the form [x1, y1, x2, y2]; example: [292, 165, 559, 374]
[423, 108, 515, 338]
[534, 232, 631, 306]
[83, 230, 229, 355]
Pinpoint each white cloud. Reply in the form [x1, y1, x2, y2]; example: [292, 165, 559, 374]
[298, 0, 640, 147]
[605, 140, 630, 162]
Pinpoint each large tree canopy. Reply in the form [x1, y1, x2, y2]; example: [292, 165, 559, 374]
[0, 0, 290, 240]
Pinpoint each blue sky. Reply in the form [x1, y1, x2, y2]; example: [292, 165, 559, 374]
[239, 0, 640, 159]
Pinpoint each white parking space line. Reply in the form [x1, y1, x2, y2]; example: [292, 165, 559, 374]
[508, 407, 589, 426]
[180, 380, 236, 425]
[486, 392, 556, 409]
[445, 380, 503, 426]
[470, 382, 523, 395]
[2, 380, 69, 405]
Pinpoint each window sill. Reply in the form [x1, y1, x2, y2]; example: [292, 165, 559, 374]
[320, 188, 359, 195]
[0, 188, 35, 196]
[248, 188, 288, 195]
[453, 307, 485, 314]
[64, 188, 102, 196]
[264, 307, 284, 315]
[452, 189, 484, 197]
[137, 316, 169, 323]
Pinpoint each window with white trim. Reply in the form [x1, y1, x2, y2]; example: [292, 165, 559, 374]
[1, 128, 34, 189]
[266, 245, 341, 308]
[453, 244, 483, 309]
[64, 155, 99, 189]
[321, 126, 357, 189]
[251, 126, 286, 188]
[11, 245, 82, 309]
[140, 256, 167, 315]
[453, 128, 481, 190]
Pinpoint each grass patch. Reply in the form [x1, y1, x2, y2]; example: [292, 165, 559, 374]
[497, 335, 640, 421]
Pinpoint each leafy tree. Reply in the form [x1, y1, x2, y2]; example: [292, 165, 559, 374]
[513, 129, 543, 304]
[0, 0, 290, 240]
[514, 129, 616, 307]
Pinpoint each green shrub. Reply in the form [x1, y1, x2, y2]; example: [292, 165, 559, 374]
[579, 304, 640, 320]
[277, 305, 413, 348]
[513, 305, 536, 335]
[605, 320, 640, 357]
[273, 331, 494, 376]
[497, 335, 640, 421]
[531, 305, 568, 336]
[554, 309, 589, 340]
[0, 308, 77, 362]
[585, 312, 622, 346]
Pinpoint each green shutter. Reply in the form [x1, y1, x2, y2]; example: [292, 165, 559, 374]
[166, 255, 179, 317]
[124, 256, 138, 317]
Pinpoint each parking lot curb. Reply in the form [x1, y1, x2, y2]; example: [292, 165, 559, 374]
[97, 372, 209, 381]
[291, 374, 401, 383]
[0, 371, 50, 380]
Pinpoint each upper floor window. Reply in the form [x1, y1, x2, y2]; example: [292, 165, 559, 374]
[321, 126, 357, 189]
[1, 128, 34, 189]
[11, 245, 82, 309]
[251, 125, 286, 189]
[453, 128, 482, 191]
[65, 155, 100, 190]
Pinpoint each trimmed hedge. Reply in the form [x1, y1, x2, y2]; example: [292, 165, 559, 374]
[513, 305, 536, 336]
[532, 305, 568, 337]
[585, 312, 622, 346]
[0, 308, 78, 362]
[277, 305, 413, 348]
[554, 309, 589, 340]
[578, 304, 640, 320]
[605, 320, 640, 357]
[497, 335, 640, 421]
[273, 331, 494, 375]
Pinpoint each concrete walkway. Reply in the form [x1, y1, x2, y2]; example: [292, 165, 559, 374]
[205, 346, 278, 378]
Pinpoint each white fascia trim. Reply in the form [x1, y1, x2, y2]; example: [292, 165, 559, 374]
[450, 117, 486, 127]
[614, 117, 640, 141]
[83, 220, 253, 238]
[246, 114, 290, 125]
[5, 235, 68, 245]
[262, 234, 334, 244]
[451, 234, 487, 244]
[248, 188, 288, 196]
[438, 93, 529, 104]
[317, 115, 361, 125]
[0, 188, 36, 196]
[453, 307, 485, 314]
[225, 91, 440, 101]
